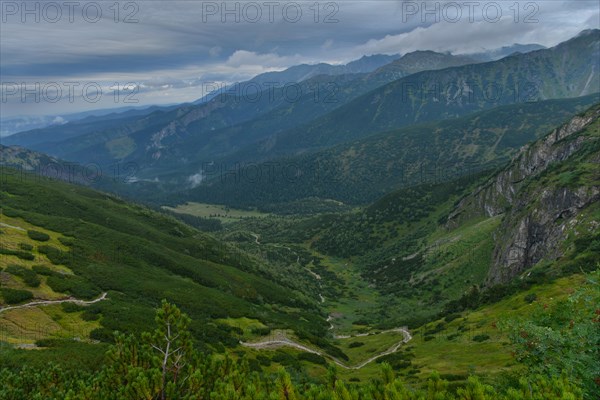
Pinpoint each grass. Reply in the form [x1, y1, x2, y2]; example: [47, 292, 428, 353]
[1, 170, 329, 355]
[0, 214, 72, 275]
[406, 273, 585, 380]
[216, 317, 269, 340]
[315, 255, 381, 335]
[419, 216, 502, 297]
[0, 214, 98, 345]
[0, 307, 61, 345]
[302, 272, 588, 383]
[163, 202, 270, 222]
[105, 136, 136, 159]
[335, 330, 406, 365]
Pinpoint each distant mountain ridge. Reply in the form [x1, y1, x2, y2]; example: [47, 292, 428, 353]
[4, 30, 599, 206]
[194, 54, 400, 104]
[464, 43, 547, 62]
[371, 50, 477, 82]
[5, 51, 477, 177]
[224, 29, 599, 162]
[173, 94, 599, 208]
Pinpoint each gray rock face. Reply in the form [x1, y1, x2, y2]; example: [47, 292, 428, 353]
[446, 106, 600, 284]
[488, 185, 600, 284]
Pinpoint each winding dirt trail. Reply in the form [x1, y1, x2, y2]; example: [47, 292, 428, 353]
[0, 222, 26, 231]
[243, 239, 412, 368]
[240, 327, 411, 370]
[249, 233, 261, 245]
[0, 292, 108, 314]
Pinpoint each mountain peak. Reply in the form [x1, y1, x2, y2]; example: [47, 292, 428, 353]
[576, 28, 599, 37]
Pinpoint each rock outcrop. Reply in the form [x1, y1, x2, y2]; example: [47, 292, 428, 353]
[446, 105, 600, 284]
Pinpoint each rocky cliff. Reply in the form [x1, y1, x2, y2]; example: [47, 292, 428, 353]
[447, 104, 600, 284]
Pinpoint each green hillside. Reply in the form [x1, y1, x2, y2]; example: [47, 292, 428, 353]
[221, 30, 599, 162]
[176, 93, 599, 209]
[0, 103, 598, 398]
[0, 170, 332, 354]
[216, 102, 600, 332]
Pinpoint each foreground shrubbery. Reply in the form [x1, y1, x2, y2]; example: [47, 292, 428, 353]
[0, 287, 34, 304]
[2, 274, 598, 400]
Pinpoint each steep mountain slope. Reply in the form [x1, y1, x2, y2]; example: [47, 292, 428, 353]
[6, 52, 478, 182]
[466, 43, 546, 62]
[194, 54, 400, 104]
[227, 29, 599, 161]
[0, 144, 137, 195]
[2, 107, 597, 400]
[371, 51, 476, 82]
[2, 105, 178, 148]
[337, 103, 600, 322]
[447, 104, 600, 284]
[0, 170, 331, 351]
[217, 103, 600, 330]
[174, 94, 599, 208]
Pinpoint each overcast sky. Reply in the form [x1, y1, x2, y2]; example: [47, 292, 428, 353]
[1, 0, 598, 117]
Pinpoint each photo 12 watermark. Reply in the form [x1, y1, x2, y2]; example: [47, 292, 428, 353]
[0, 162, 141, 185]
[208, 81, 341, 104]
[397, 79, 542, 105]
[1, 1, 140, 23]
[1, 82, 140, 105]
[195, 1, 339, 23]
[400, 1, 539, 24]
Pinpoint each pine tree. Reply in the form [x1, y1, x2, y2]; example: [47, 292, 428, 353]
[143, 300, 194, 400]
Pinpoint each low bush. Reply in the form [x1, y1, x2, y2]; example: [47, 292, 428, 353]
[1, 288, 34, 304]
[27, 230, 50, 242]
[19, 243, 33, 251]
[5, 265, 41, 287]
[38, 245, 70, 265]
[250, 327, 271, 336]
[81, 311, 100, 321]
[444, 313, 461, 323]
[472, 334, 490, 342]
[298, 352, 327, 365]
[0, 247, 37, 261]
[46, 275, 100, 299]
[61, 303, 84, 313]
[524, 293, 537, 303]
[58, 237, 74, 246]
[348, 341, 365, 348]
[32, 265, 58, 276]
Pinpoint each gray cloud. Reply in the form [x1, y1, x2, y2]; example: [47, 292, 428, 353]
[1, 0, 598, 117]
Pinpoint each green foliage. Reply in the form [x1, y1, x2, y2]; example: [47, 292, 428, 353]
[37, 245, 70, 265]
[472, 334, 490, 342]
[32, 264, 58, 276]
[18, 242, 33, 251]
[1, 288, 34, 304]
[0, 246, 35, 260]
[27, 229, 50, 241]
[443, 269, 551, 314]
[5, 264, 41, 287]
[61, 302, 84, 313]
[524, 293, 538, 304]
[0, 168, 327, 350]
[46, 274, 101, 299]
[181, 94, 600, 209]
[347, 342, 364, 349]
[298, 352, 327, 366]
[503, 269, 600, 399]
[0, 299, 590, 399]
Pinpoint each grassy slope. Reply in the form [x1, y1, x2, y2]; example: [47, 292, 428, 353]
[209, 104, 599, 384]
[0, 214, 101, 345]
[0, 170, 329, 355]
[164, 202, 270, 222]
